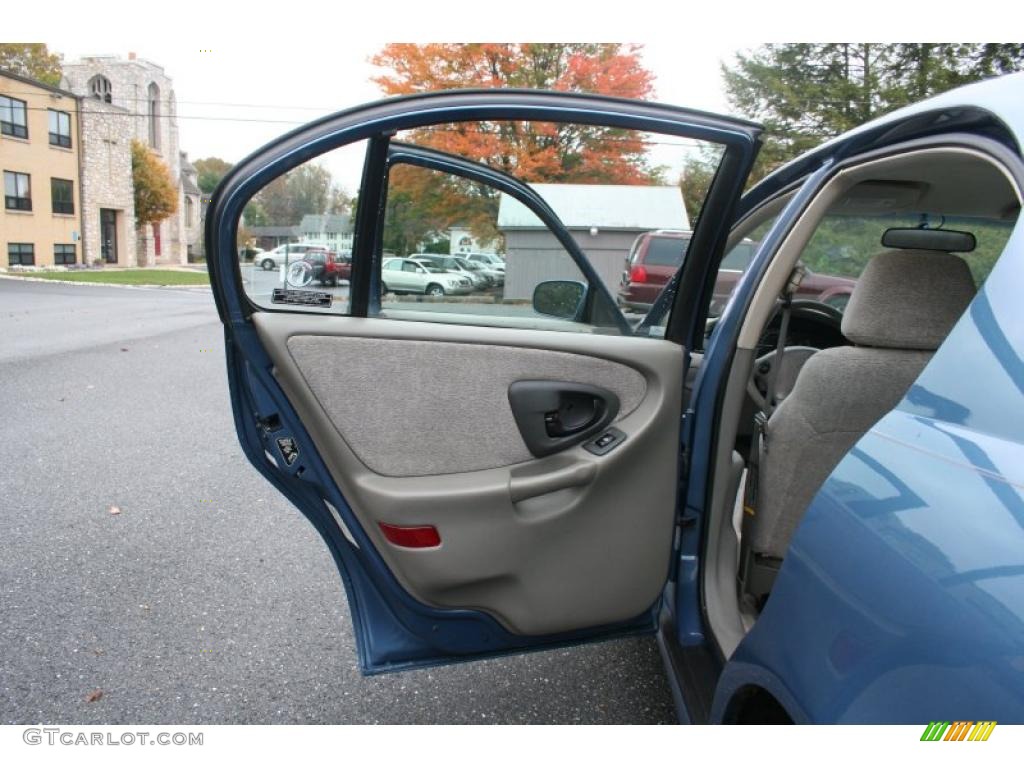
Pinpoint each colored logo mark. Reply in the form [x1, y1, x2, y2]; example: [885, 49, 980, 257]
[920, 721, 996, 741]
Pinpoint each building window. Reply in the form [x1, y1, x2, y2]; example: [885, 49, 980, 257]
[48, 110, 72, 148]
[51, 178, 74, 215]
[4, 171, 31, 211]
[54, 244, 76, 265]
[185, 196, 194, 226]
[153, 222, 162, 256]
[89, 75, 112, 103]
[8, 243, 35, 266]
[0, 95, 29, 139]
[148, 82, 160, 149]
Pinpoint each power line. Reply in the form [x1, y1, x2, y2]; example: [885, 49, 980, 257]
[9, 103, 723, 146]
[13, 104, 308, 124]
[1, 89, 341, 111]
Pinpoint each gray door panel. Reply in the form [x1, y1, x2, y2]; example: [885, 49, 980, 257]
[254, 314, 682, 635]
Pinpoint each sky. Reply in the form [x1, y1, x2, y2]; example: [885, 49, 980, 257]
[41, 38, 743, 185]
[21, 0, 1005, 192]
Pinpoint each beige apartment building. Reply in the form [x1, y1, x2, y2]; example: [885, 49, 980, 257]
[1, 69, 83, 268]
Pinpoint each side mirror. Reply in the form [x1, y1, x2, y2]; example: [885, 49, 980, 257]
[533, 280, 587, 320]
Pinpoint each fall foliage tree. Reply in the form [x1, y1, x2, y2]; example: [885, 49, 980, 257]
[373, 43, 657, 183]
[371, 43, 661, 251]
[131, 140, 178, 228]
[0, 43, 62, 86]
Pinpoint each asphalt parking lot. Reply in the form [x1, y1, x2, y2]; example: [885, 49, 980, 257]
[0, 278, 676, 724]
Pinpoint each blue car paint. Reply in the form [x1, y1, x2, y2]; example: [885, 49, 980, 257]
[205, 89, 760, 674]
[702, 75, 1024, 722]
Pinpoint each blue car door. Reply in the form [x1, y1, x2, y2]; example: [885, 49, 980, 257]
[205, 90, 761, 673]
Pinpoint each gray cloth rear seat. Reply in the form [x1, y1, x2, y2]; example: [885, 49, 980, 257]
[746, 249, 976, 561]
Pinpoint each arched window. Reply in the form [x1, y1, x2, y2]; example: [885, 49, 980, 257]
[147, 82, 160, 149]
[185, 196, 194, 227]
[88, 75, 112, 104]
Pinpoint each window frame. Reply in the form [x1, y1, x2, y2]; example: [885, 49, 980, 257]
[0, 95, 28, 139]
[48, 109, 72, 148]
[7, 242, 35, 266]
[148, 82, 161, 149]
[51, 177, 74, 215]
[210, 89, 761, 344]
[380, 142, 630, 334]
[54, 243, 76, 265]
[4, 170, 32, 211]
[89, 75, 112, 104]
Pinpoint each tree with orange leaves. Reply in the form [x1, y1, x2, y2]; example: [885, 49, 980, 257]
[372, 44, 663, 253]
[373, 43, 659, 184]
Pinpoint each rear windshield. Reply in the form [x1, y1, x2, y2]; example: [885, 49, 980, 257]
[643, 236, 690, 267]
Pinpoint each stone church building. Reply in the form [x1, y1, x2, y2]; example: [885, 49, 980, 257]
[60, 53, 201, 266]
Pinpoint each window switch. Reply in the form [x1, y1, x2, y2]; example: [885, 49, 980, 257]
[584, 428, 626, 456]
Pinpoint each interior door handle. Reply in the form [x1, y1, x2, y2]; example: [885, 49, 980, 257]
[508, 380, 620, 457]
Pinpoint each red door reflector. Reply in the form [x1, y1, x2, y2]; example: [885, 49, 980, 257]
[379, 523, 441, 548]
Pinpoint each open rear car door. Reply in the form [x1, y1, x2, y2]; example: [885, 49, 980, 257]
[205, 90, 761, 672]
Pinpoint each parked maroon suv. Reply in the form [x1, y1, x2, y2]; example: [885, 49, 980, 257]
[305, 249, 352, 286]
[322, 250, 352, 286]
[617, 230, 856, 315]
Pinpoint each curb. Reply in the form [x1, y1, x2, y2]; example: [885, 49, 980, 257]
[0, 274, 212, 291]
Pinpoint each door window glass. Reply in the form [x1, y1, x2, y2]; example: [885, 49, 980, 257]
[374, 120, 726, 334]
[237, 140, 366, 314]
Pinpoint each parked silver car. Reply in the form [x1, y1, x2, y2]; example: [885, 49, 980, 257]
[382, 257, 473, 296]
[256, 242, 331, 271]
[458, 255, 504, 286]
[466, 252, 505, 268]
[413, 254, 490, 290]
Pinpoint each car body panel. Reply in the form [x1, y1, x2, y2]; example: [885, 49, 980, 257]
[715, 228, 1024, 721]
[617, 231, 691, 310]
[686, 75, 1024, 724]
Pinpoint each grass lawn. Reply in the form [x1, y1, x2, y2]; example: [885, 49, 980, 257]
[7, 269, 210, 286]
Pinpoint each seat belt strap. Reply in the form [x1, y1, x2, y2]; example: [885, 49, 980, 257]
[743, 410, 768, 517]
[764, 296, 791, 416]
